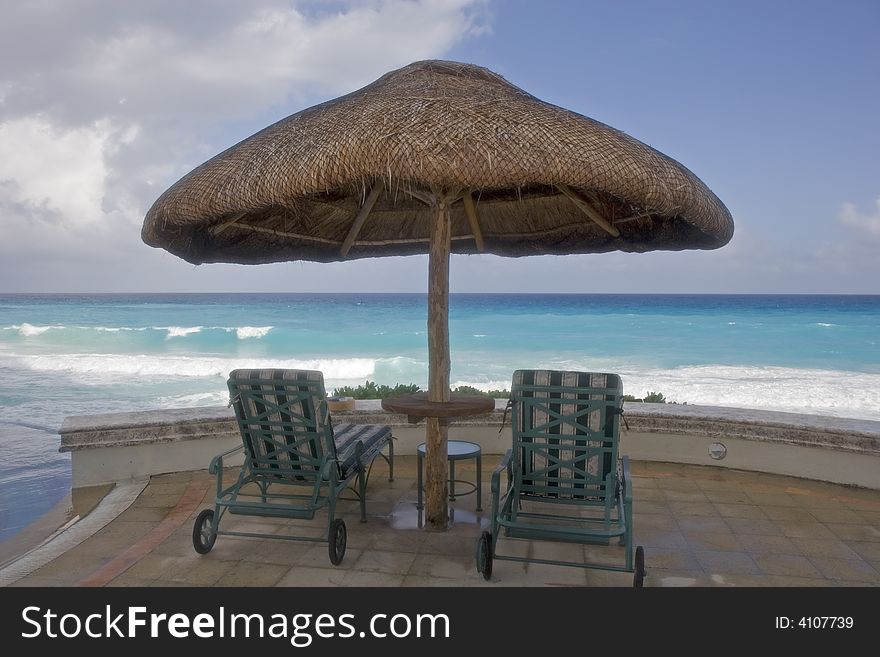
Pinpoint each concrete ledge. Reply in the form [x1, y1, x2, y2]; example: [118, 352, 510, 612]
[60, 401, 880, 490]
[60, 406, 239, 451]
[622, 403, 880, 454]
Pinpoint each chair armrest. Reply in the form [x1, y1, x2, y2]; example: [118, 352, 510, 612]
[621, 455, 632, 504]
[321, 458, 340, 484]
[209, 444, 244, 475]
[491, 449, 513, 495]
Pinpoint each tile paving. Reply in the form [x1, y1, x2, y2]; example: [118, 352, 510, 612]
[5, 457, 880, 587]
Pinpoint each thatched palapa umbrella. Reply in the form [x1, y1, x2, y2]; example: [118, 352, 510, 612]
[143, 60, 734, 530]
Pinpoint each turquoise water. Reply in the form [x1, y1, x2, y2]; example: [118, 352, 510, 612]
[1, 293, 879, 540]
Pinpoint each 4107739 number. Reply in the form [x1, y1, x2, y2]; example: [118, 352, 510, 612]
[775, 617, 853, 629]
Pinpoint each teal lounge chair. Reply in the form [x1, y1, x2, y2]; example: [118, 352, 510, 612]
[192, 369, 394, 565]
[476, 369, 645, 586]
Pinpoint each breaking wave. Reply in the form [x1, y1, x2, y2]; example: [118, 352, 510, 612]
[232, 326, 272, 339]
[456, 364, 880, 421]
[3, 353, 378, 383]
[2, 324, 274, 340]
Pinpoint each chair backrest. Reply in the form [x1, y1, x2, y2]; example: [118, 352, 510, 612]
[227, 369, 336, 482]
[510, 370, 623, 502]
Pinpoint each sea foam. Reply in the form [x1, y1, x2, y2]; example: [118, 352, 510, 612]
[231, 326, 273, 339]
[618, 364, 880, 421]
[163, 326, 203, 338]
[154, 391, 228, 407]
[454, 363, 880, 421]
[6, 353, 377, 382]
[6, 323, 62, 337]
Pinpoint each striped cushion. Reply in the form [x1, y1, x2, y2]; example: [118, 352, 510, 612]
[511, 369, 621, 394]
[227, 368, 391, 479]
[333, 423, 392, 476]
[510, 369, 623, 498]
[228, 369, 333, 473]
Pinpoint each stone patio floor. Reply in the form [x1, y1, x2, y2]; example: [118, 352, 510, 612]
[6, 456, 880, 587]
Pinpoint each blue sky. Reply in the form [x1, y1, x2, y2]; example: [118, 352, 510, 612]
[1, 0, 877, 293]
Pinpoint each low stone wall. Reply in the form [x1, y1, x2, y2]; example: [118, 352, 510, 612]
[60, 402, 880, 490]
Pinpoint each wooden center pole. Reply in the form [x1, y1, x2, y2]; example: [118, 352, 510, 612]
[425, 197, 451, 530]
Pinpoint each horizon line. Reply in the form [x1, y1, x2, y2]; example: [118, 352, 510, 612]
[2, 291, 879, 297]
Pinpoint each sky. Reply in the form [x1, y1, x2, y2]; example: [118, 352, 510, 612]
[0, 0, 878, 294]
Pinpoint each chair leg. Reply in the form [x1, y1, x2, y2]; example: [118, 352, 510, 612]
[327, 496, 336, 529]
[623, 495, 634, 570]
[359, 466, 368, 523]
[388, 437, 395, 482]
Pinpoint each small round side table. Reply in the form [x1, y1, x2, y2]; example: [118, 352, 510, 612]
[416, 440, 482, 512]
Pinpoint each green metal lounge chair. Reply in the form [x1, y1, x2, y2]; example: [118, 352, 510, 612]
[192, 368, 394, 565]
[476, 369, 645, 586]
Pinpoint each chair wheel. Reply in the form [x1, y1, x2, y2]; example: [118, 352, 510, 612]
[328, 519, 347, 565]
[192, 509, 217, 554]
[633, 545, 646, 587]
[476, 531, 493, 581]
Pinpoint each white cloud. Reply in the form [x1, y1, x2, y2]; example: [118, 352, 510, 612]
[838, 197, 880, 240]
[0, 0, 489, 289]
[0, 116, 137, 230]
[2, 1, 489, 124]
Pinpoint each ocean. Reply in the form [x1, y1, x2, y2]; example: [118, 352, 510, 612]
[1, 292, 879, 541]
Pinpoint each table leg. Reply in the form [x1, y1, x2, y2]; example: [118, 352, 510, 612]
[476, 452, 483, 512]
[417, 449, 424, 511]
[449, 458, 456, 501]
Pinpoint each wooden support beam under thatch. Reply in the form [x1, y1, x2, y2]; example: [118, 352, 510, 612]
[221, 222, 341, 246]
[401, 186, 435, 206]
[359, 235, 474, 246]
[462, 191, 485, 252]
[340, 181, 384, 256]
[211, 212, 247, 235]
[217, 222, 481, 248]
[555, 184, 621, 237]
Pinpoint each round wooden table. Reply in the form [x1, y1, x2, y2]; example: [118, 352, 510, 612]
[380, 392, 496, 424]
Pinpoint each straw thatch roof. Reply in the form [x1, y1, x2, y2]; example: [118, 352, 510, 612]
[142, 60, 733, 265]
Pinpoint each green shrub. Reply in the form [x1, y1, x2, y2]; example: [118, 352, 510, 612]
[623, 392, 668, 403]
[332, 381, 421, 399]
[486, 389, 510, 398]
[453, 385, 511, 398]
[331, 381, 511, 400]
